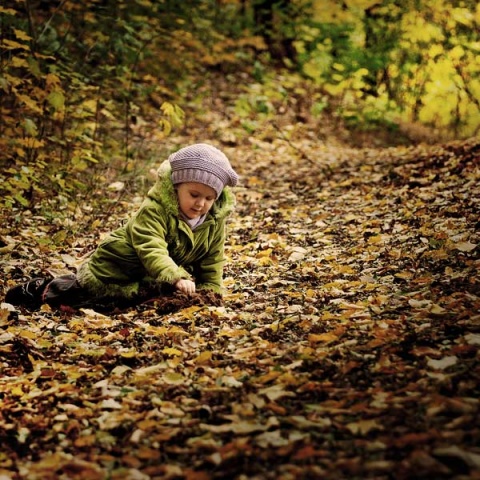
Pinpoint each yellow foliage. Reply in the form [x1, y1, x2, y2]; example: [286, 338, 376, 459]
[345, 0, 381, 9]
[11, 56, 29, 68]
[17, 138, 45, 148]
[81, 99, 98, 114]
[400, 12, 445, 43]
[311, 0, 356, 23]
[1, 38, 29, 50]
[194, 351, 213, 364]
[451, 7, 474, 26]
[13, 28, 32, 41]
[162, 347, 182, 357]
[45, 73, 62, 88]
[450, 45, 465, 60]
[427, 44, 444, 59]
[0, 7, 17, 15]
[302, 51, 332, 81]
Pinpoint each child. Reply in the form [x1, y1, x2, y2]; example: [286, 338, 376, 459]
[5, 143, 238, 310]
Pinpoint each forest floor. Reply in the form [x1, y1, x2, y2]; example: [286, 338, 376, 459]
[1, 77, 479, 479]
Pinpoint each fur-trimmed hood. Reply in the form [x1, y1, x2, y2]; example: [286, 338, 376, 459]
[147, 160, 236, 220]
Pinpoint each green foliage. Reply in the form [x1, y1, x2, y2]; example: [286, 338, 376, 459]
[0, 0, 269, 215]
[0, 0, 197, 214]
[294, 0, 480, 137]
[1, 0, 479, 218]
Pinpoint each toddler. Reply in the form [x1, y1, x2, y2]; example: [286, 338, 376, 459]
[5, 143, 238, 309]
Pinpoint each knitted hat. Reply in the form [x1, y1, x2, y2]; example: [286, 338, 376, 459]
[169, 143, 238, 197]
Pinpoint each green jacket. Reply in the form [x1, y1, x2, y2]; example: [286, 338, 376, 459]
[77, 160, 236, 298]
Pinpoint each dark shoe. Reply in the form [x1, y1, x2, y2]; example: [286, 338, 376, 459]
[5, 278, 50, 309]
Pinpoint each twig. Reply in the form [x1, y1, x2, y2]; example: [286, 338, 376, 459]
[272, 122, 334, 175]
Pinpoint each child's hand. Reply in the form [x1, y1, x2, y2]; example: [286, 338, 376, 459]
[175, 279, 196, 294]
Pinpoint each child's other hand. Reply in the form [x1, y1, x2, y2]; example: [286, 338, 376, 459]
[175, 279, 196, 294]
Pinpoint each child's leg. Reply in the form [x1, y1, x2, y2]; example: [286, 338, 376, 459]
[4, 274, 96, 310]
[50, 274, 143, 311]
[42, 274, 92, 308]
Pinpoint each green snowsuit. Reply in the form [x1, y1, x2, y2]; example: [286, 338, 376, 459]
[77, 160, 236, 298]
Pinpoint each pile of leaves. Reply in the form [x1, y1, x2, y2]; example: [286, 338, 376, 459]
[0, 132, 479, 479]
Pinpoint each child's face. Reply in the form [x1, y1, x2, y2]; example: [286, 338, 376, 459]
[176, 182, 216, 219]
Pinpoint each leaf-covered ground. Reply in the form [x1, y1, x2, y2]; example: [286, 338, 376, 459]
[1, 117, 479, 479]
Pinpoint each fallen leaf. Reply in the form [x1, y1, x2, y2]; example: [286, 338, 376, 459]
[454, 241, 477, 252]
[427, 356, 458, 370]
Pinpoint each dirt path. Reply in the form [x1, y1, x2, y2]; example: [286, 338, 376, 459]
[0, 132, 479, 479]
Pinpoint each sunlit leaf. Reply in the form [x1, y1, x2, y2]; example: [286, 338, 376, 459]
[47, 90, 65, 111]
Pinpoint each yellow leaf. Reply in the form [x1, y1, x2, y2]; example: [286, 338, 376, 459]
[120, 351, 137, 358]
[0, 7, 18, 15]
[178, 306, 202, 319]
[258, 256, 273, 266]
[219, 328, 248, 337]
[45, 73, 61, 87]
[74, 434, 96, 447]
[395, 271, 413, 279]
[194, 351, 212, 364]
[321, 311, 337, 321]
[0, 241, 14, 253]
[161, 101, 175, 116]
[256, 370, 282, 384]
[308, 332, 338, 344]
[430, 304, 446, 315]
[18, 329, 37, 339]
[14, 193, 29, 207]
[338, 265, 355, 274]
[167, 326, 189, 336]
[11, 56, 29, 68]
[162, 372, 185, 384]
[2, 39, 29, 50]
[11, 386, 24, 397]
[15, 93, 42, 113]
[163, 347, 182, 356]
[158, 118, 171, 136]
[368, 235, 385, 244]
[14, 28, 32, 41]
[81, 99, 97, 114]
[277, 372, 301, 386]
[305, 289, 316, 298]
[17, 138, 44, 148]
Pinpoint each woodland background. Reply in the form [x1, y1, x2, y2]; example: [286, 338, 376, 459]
[1, 0, 479, 214]
[0, 1, 479, 479]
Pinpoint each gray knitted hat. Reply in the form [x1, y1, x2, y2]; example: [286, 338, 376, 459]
[169, 143, 238, 197]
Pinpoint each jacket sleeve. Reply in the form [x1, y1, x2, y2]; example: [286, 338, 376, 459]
[195, 221, 227, 293]
[128, 204, 191, 285]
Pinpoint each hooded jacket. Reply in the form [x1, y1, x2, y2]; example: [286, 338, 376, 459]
[77, 160, 236, 298]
